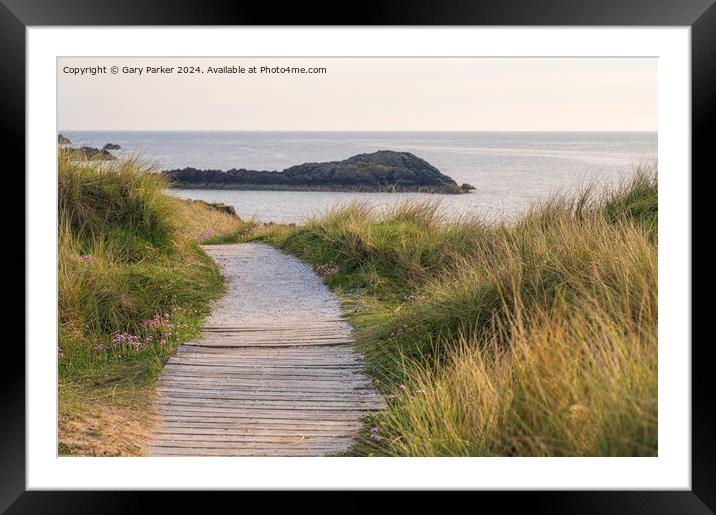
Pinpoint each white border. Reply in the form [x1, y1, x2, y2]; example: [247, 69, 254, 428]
[27, 27, 690, 490]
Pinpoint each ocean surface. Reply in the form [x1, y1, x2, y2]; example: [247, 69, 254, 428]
[63, 131, 657, 224]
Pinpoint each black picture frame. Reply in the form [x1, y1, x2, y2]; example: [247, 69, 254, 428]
[2, 0, 712, 512]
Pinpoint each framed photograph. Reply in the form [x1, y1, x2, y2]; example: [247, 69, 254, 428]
[3, 0, 712, 511]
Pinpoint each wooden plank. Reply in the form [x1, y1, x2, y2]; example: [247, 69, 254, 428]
[163, 361, 363, 371]
[150, 440, 350, 449]
[156, 420, 364, 430]
[170, 353, 362, 362]
[202, 323, 348, 331]
[156, 392, 382, 404]
[157, 398, 378, 408]
[158, 386, 380, 396]
[155, 400, 382, 410]
[165, 360, 361, 369]
[151, 434, 356, 444]
[157, 382, 376, 391]
[182, 341, 353, 348]
[157, 397, 381, 407]
[149, 447, 347, 457]
[160, 366, 367, 376]
[199, 332, 351, 338]
[160, 369, 365, 377]
[156, 382, 374, 392]
[152, 412, 367, 421]
[155, 424, 360, 433]
[174, 346, 361, 358]
[200, 332, 351, 339]
[158, 376, 373, 388]
[154, 434, 357, 442]
[159, 373, 365, 382]
[160, 366, 365, 378]
[157, 419, 362, 427]
[158, 381, 374, 392]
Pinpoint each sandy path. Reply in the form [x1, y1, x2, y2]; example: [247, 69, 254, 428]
[149, 243, 384, 456]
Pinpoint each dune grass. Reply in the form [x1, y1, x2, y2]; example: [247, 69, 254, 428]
[254, 167, 658, 456]
[58, 152, 253, 455]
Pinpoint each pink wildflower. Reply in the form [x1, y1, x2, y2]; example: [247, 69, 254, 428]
[140, 313, 169, 330]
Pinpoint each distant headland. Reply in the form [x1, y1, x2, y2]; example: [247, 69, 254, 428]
[162, 151, 475, 194]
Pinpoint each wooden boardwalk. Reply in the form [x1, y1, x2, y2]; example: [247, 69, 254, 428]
[149, 244, 384, 456]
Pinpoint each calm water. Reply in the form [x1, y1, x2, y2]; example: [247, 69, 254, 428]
[63, 131, 657, 223]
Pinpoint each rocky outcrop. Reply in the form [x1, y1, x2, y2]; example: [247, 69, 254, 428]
[189, 199, 239, 218]
[163, 151, 471, 193]
[58, 136, 117, 160]
[65, 146, 116, 161]
[207, 202, 238, 217]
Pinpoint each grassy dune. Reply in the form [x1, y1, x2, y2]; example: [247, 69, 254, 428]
[255, 167, 658, 456]
[58, 152, 253, 455]
[58, 148, 657, 457]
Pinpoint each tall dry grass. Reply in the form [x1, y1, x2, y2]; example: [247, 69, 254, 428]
[263, 166, 658, 456]
[372, 291, 656, 456]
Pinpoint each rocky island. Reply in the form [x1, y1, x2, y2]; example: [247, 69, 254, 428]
[58, 135, 118, 160]
[162, 151, 473, 194]
[65, 146, 116, 161]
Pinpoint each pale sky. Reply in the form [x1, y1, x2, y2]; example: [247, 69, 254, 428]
[58, 57, 657, 132]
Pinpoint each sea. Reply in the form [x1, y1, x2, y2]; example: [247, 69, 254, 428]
[62, 131, 657, 224]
